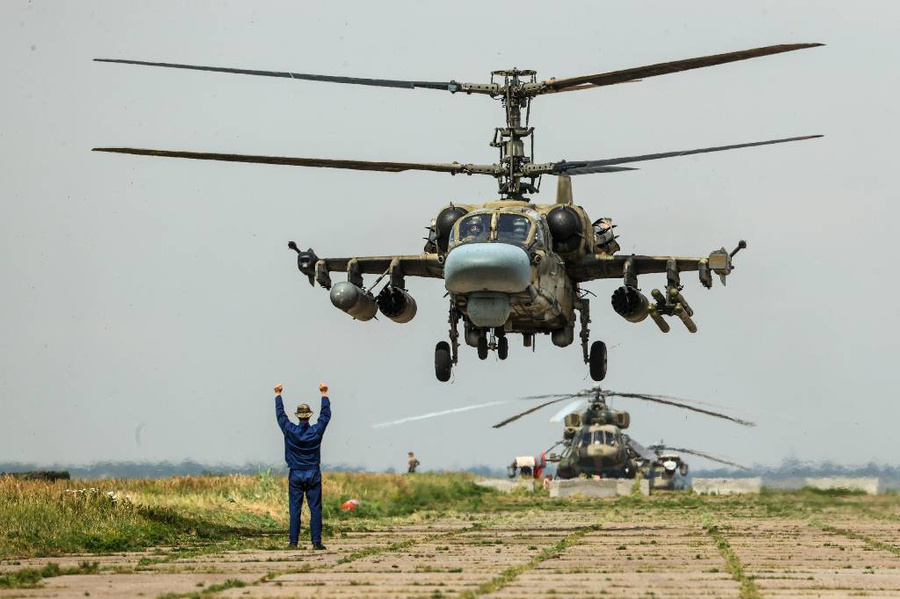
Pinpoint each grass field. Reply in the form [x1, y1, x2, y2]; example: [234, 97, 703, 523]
[1, 473, 898, 597]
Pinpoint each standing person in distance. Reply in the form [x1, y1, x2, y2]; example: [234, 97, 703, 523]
[407, 451, 421, 474]
[273, 382, 331, 550]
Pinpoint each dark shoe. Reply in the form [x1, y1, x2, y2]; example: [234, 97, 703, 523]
[312, 543, 327, 551]
[288, 542, 298, 548]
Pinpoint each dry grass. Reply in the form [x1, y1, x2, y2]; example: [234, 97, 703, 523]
[0, 472, 489, 558]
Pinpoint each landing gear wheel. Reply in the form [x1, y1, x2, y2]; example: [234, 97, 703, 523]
[477, 335, 489, 360]
[589, 340, 607, 381]
[435, 341, 452, 382]
[497, 336, 509, 360]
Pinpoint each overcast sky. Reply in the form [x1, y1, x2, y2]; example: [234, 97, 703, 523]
[1, 1, 897, 472]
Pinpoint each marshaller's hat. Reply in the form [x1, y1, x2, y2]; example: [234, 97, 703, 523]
[295, 403, 314, 419]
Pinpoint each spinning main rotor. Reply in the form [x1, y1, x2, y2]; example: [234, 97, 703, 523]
[94, 43, 823, 198]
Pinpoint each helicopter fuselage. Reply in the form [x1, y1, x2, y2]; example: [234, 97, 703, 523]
[553, 401, 639, 479]
[433, 198, 617, 352]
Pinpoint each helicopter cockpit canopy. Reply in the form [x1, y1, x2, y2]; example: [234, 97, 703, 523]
[580, 430, 622, 447]
[449, 211, 541, 249]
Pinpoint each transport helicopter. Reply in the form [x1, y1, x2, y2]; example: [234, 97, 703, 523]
[93, 43, 822, 381]
[642, 443, 750, 490]
[491, 384, 751, 480]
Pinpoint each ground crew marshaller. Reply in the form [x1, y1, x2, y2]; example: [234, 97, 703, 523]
[273, 382, 331, 550]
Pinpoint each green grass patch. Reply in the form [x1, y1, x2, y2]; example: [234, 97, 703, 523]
[702, 516, 760, 599]
[157, 578, 246, 599]
[813, 521, 900, 556]
[0, 561, 99, 589]
[460, 523, 601, 597]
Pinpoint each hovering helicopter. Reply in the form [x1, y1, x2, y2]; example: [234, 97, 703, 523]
[93, 43, 823, 382]
[491, 384, 751, 480]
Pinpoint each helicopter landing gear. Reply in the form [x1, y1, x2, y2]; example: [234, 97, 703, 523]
[477, 333, 489, 360]
[435, 341, 452, 382]
[497, 335, 509, 360]
[576, 295, 606, 381]
[575, 296, 592, 364]
[481, 328, 508, 360]
[435, 303, 460, 382]
[589, 340, 607, 381]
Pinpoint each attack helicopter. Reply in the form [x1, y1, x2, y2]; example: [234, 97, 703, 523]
[93, 43, 823, 381]
[492, 384, 751, 480]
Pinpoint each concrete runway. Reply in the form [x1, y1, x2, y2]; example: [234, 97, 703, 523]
[2, 505, 898, 598]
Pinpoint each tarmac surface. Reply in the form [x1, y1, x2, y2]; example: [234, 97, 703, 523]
[1, 507, 898, 598]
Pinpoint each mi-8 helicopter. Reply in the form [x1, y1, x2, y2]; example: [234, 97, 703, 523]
[642, 443, 750, 490]
[93, 43, 822, 381]
[492, 385, 751, 480]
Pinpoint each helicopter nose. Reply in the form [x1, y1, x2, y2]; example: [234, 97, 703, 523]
[443, 243, 531, 294]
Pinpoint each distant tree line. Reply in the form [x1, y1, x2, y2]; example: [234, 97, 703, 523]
[2, 458, 897, 481]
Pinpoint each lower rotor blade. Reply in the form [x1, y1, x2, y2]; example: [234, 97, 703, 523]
[93, 148, 472, 174]
[610, 392, 755, 426]
[557, 135, 822, 174]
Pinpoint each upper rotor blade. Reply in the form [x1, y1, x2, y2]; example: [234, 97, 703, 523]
[93, 147, 478, 174]
[95, 58, 459, 91]
[554, 135, 822, 174]
[661, 447, 749, 471]
[540, 43, 823, 93]
[609, 392, 756, 427]
[492, 395, 578, 429]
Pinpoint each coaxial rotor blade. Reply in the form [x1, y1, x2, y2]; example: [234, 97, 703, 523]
[94, 58, 462, 92]
[539, 43, 823, 93]
[93, 147, 492, 174]
[607, 392, 756, 427]
[493, 395, 580, 429]
[544, 135, 822, 175]
[658, 446, 749, 470]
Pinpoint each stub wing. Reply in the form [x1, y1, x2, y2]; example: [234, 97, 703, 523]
[570, 243, 746, 288]
[288, 243, 443, 288]
[570, 241, 747, 334]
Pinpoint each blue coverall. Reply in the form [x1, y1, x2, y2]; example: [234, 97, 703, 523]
[275, 394, 331, 546]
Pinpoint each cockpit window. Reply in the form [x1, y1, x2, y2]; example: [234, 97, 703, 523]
[496, 214, 532, 245]
[454, 214, 491, 244]
[583, 431, 620, 446]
